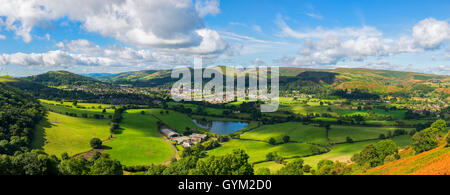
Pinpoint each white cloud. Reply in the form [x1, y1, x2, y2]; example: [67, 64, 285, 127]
[275, 17, 450, 67]
[413, 18, 450, 49]
[0, 39, 191, 68]
[195, 0, 220, 17]
[0, 34, 5, 40]
[0, 0, 229, 55]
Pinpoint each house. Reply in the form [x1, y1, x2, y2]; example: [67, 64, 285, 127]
[182, 141, 195, 148]
[190, 133, 208, 143]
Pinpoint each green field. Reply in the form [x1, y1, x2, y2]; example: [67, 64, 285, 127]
[254, 135, 412, 173]
[328, 125, 411, 143]
[241, 122, 329, 145]
[104, 110, 174, 166]
[31, 112, 111, 156]
[207, 139, 325, 163]
[150, 109, 203, 133]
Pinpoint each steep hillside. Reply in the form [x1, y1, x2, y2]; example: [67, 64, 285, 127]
[363, 146, 450, 175]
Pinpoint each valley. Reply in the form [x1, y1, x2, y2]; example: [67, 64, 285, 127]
[0, 67, 448, 175]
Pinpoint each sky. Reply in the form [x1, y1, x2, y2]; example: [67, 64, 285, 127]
[0, 0, 449, 77]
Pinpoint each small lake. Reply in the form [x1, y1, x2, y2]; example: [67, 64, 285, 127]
[192, 119, 248, 135]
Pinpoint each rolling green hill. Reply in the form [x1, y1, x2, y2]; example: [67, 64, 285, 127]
[26, 70, 112, 88]
[90, 67, 449, 96]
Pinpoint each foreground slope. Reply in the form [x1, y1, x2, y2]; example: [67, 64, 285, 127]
[363, 146, 450, 175]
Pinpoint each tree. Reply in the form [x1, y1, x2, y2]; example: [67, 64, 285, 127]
[90, 157, 123, 175]
[412, 128, 439, 153]
[102, 109, 106, 113]
[58, 158, 91, 175]
[276, 159, 304, 175]
[352, 144, 381, 168]
[190, 149, 253, 175]
[268, 137, 277, 145]
[61, 152, 69, 160]
[379, 134, 386, 139]
[430, 119, 447, 132]
[346, 136, 354, 143]
[90, 138, 102, 149]
[282, 135, 290, 143]
[375, 139, 398, 162]
[266, 152, 278, 161]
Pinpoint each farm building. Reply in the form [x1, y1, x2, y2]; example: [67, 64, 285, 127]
[172, 133, 208, 148]
[160, 128, 180, 138]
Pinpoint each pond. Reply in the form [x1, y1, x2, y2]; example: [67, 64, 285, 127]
[192, 119, 249, 135]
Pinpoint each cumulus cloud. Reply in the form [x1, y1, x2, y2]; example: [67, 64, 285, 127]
[275, 17, 450, 67]
[0, 39, 191, 68]
[0, 34, 5, 40]
[0, 0, 229, 55]
[413, 18, 450, 49]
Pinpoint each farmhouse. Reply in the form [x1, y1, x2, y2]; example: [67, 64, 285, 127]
[171, 133, 209, 148]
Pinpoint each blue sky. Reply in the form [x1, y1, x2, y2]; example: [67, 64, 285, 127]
[0, 0, 449, 76]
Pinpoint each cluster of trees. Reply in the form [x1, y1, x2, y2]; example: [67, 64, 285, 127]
[0, 150, 122, 175]
[351, 139, 399, 169]
[412, 119, 447, 153]
[256, 159, 352, 175]
[333, 89, 380, 100]
[148, 149, 253, 175]
[0, 84, 45, 155]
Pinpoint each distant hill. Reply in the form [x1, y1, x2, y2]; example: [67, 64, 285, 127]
[26, 71, 112, 88]
[93, 67, 450, 96]
[81, 73, 117, 78]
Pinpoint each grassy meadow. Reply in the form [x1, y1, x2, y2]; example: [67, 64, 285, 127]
[104, 109, 174, 166]
[206, 139, 326, 163]
[241, 122, 329, 145]
[31, 112, 111, 156]
[150, 108, 203, 133]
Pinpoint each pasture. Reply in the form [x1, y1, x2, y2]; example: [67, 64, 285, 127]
[206, 139, 326, 163]
[150, 109, 203, 133]
[104, 110, 174, 166]
[31, 112, 110, 156]
[240, 122, 329, 145]
[253, 135, 412, 173]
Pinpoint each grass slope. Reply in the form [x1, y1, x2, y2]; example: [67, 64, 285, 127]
[363, 146, 450, 175]
[31, 112, 110, 156]
[104, 110, 174, 166]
